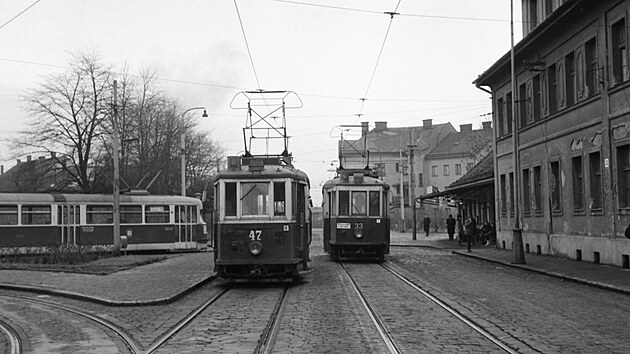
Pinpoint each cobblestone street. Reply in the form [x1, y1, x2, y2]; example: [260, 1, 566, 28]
[0, 229, 629, 353]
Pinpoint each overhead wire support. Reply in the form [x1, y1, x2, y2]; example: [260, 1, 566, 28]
[355, 1, 402, 123]
[234, 0, 262, 90]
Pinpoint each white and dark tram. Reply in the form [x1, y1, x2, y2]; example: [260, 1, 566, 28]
[322, 168, 390, 261]
[212, 154, 311, 280]
[0, 193, 208, 251]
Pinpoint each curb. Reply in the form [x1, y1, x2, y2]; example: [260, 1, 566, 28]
[453, 250, 630, 296]
[0, 274, 217, 306]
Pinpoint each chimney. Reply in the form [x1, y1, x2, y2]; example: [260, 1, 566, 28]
[460, 124, 473, 132]
[16, 159, 21, 164]
[374, 121, 387, 132]
[423, 119, 432, 128]
[1, 165, 3, 175]
[482, 121, 492, 130]
[361, 121, 369, 137]
[27, 155, 32, 162]
[39, 156, 46, 161]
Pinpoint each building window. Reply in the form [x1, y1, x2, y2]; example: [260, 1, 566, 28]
[617, 144, 630, 207]
[611, 18, 628, 86]
[519, 83, 528, 128]
[467, 163, 473, 171]
[534, 166, 543, 213]
[572, 156, 584, 212]
[455, 164, 462, 175]
[523, 168, 531, 215]
[418, 173, 423, 187]
[533, 74, 542, 122]
[589, 151, 602, 211]
[374, 163, 385, 177]
[432, 165, 438, 177]
[548, 63, 557, 115]
[527, 0, 539, 31]
[550, 160, 562, 214]
[497, 97, 504, 136]
[565, 52, 575, 107]
[506, 92, 513, 134]
[500, 174, 507, 215]
[443, 165, 450, 176]
[585, 37, 598, 97]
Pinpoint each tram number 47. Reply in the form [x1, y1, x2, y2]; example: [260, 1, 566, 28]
[249, 230, 263, 241]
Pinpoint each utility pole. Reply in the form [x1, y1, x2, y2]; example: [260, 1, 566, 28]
[399, 144, 405, 232]
[408, 144, 417, 240]
[113, 80, 121, 256]
[511, 0, 525, 263]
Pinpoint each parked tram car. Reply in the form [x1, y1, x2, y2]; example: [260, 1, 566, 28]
[0, 193, 208, 252]
[322, 168, 390, 261]
[213, 154, 311, 280]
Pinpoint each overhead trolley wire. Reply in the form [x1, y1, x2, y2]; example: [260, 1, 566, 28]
[355, 0, 402, 123]
[234, 0, 263, 90]
[0, 0, 43, 32]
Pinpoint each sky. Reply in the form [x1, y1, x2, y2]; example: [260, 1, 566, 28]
[0, 0, 523, 205]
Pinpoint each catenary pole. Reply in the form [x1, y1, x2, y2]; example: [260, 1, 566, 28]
[113, 80, 121, 256]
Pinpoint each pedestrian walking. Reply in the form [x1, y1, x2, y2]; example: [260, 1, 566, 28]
[455, 215, 464, 245]
[446, 214, 456, 241]
[464, 216, 475, 252]
[423, 214, 431, 237]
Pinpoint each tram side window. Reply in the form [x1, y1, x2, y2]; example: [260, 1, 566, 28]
[369, 191, 380, 216]
[0, 205, 18, 225]
[87, 205, 113, 224]
[241, 182, 269, 216]
[146, 205, 170, 223]
[175, 205, 198, 223]
[274, 182, 286, 216]
[121, 205, 142, 224]
[331, 191, 337, 215]
[339, 191, 350, 216]
[225, 182, 237, 217]
[351, 191, 367, 216]
[21, 205, 52, 225]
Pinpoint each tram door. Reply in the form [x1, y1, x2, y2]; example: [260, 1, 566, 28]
[176, 205, 195, 249]
[58, 205, 78, 245]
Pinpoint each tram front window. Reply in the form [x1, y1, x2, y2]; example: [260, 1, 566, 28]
[369, 191, 380, 216]
[274, 182, 286, 216]
[241, 182, 269, 216]
[351, 191, 367, 216]
[339, 191, 349, 216]
[225, 182, 237, 216]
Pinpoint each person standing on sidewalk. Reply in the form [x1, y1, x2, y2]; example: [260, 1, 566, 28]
[446, 214, 456, 241]
[423, 214, 431, 237]
[464, 216, 475, 252]
[456, 215, 464, 245]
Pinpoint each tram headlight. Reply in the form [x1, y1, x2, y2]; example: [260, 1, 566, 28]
[355, 230, 363, 239]
[248, 241, 263, 256]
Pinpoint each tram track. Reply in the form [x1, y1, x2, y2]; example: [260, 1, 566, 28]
[380, 262, 518, 354]
[0, 293, 140, 353]
[339, 261, 520, 354]
[0, 317, 21, 354]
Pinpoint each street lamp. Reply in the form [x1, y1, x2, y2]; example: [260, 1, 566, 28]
[181, 107, 208, 196]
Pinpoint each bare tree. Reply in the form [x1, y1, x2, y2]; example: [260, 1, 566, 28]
[18, 52, 112, 193]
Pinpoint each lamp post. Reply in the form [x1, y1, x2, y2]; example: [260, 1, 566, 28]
[181, 107, 208, 196]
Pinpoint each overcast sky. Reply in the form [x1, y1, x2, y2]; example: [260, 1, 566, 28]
[0, 0, 523, 204]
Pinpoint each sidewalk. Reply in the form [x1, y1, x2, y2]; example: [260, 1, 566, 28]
[0, 252, 215, 306]
[390, 230, 630, 295]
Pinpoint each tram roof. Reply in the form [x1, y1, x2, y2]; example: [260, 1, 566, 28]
[322, 174, 389, 190]
[214, 161, 309, 184]
[0, 193, 202, 205]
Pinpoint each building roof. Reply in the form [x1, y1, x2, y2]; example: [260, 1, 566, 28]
[425, 128, 492, 159]
[449, 151, 494, 188]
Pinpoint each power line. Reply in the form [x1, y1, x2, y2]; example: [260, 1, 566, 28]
[355, 1, 401, 122]
[234, 0, 262, 90]
[0, 0, 43, 32]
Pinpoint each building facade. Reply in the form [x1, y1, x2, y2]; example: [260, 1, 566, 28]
[475, 0, 630, 267]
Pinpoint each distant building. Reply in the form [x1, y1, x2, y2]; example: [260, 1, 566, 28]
[475, 0, 630, 267]
[338, 119, 456, 230]
[0, 154, 80, 193]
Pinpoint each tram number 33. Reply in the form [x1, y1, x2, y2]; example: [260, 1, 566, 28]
[354, 223, 363, 229]
[249, 230, 263, 241]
